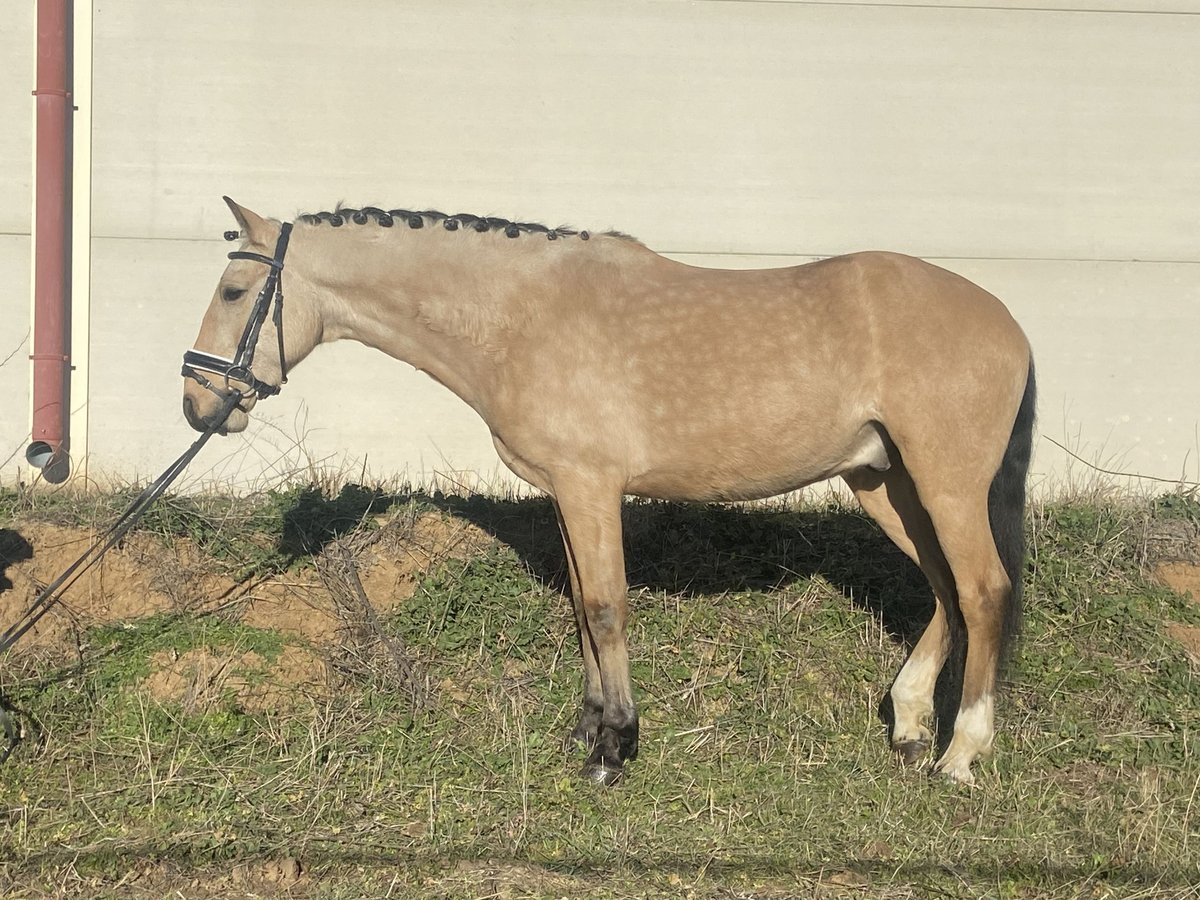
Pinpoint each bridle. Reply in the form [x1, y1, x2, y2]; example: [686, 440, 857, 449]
[181, 221, 293, 402]
[4, 219, 299, 749]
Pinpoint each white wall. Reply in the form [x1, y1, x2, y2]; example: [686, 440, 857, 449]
[0, 1, 35, 477]
[4, 1, 1198, 493]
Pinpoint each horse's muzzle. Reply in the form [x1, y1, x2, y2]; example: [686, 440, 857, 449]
[182, 396, 231, 434]
[182, 395, 215, 433]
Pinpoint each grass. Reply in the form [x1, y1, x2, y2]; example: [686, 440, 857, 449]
[1, 483, 1199, 897]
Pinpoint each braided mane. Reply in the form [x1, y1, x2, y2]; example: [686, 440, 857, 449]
[297, 205, 638, 243]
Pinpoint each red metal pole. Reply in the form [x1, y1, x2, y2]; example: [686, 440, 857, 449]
[28, 0, 72, 481]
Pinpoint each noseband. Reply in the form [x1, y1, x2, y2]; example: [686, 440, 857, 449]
[181, 221, 293, 402]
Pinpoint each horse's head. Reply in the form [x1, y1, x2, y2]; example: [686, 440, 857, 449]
[182, 197, 318, 434]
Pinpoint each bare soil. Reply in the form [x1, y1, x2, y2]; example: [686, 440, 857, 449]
[141, 645, 327, 713]
[0, 510, 491, 711]
[1, 524, 178, 651]
[1156, 560, 1200, 602]
[1153, 532, 1200, 666]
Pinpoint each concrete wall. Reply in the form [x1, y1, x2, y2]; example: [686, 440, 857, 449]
[3, 1, 1198, 493]
[1, 1, 35, 478]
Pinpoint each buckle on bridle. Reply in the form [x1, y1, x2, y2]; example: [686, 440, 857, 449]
[223, 364, 253, 387]
[180, 353, 280, 400]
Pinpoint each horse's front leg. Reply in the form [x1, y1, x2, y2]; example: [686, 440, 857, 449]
[554, 500, 604, 749]
[554, 481, 637, 786]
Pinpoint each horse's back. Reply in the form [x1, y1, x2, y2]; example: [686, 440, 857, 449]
[838, 251, 1028, 359]
[494, 247, 1031, 500]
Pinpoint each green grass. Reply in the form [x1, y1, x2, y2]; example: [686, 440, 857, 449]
[1, 485, 1199, 897]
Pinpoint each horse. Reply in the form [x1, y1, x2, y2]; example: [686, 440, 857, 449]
[183, 197, 1035, 787]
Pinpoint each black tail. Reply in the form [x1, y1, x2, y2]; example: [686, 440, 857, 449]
[987, 358, 1036, 664]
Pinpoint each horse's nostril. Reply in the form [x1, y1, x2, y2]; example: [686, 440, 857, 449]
[182, 395, 204, 431]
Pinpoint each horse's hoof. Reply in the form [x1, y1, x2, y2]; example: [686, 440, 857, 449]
[563, 716, 599, 752]
[931, 757, 976, 787]
[582, 760, 623, 787]
[562, 727, 594, 753]
[893, 739, 930, 766]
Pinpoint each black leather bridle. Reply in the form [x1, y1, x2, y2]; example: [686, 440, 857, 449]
[181, 221, 293, 402]
[3, 220, 296, 741]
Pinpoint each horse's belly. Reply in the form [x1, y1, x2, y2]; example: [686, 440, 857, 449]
[624, 420, 887, 503]
[627, 467, 827, 503]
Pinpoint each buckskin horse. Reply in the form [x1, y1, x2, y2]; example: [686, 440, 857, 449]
[183, 197, 1035, 787]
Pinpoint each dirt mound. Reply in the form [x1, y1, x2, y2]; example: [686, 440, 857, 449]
[142, 645, 327, 713]
[1152, 530, 1200, 667]
[1157, 560, 1200, 603]
[0, 524, 182, 652]
[1167, 623, 1200, 664]
[0, 509, 495, 708]
[1, 510, 487, 642]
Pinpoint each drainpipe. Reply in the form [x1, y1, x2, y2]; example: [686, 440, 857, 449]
[26, 0, 72, 484]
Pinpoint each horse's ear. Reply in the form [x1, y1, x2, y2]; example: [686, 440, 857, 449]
[223, 196, 272, 244]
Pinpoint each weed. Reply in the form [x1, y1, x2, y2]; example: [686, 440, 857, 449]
[0, 488, 1199, 897]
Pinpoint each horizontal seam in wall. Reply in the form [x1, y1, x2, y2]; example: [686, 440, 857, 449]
[5, 232, 1199, 264]
[694, 0, 1200, 17]
[665, 250, 1200, 265]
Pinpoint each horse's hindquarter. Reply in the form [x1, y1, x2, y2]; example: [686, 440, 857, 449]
[492, 249, 1029, 501]
[852, 252, 1033, 482]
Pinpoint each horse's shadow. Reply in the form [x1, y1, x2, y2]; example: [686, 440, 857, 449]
[272, 486, 932, 640]
[412, 491, 934, 643]
[407, 491, 968, 745]
[277, 486, 961, 743]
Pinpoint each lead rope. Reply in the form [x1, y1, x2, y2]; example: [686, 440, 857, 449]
[0, 390, 244, 763]
[3, 224, 294, 762]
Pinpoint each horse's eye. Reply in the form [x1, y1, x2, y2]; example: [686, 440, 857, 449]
[221, 286, 247, 303]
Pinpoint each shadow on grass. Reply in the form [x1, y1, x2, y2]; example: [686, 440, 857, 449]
[173, 481, 936, 644]
[275, 484, 397, 562]
[11, 844, 1198, 894]
[266, 485, 961, 743]
[0, 529, 36, 761]
[410, 491, 934, 645]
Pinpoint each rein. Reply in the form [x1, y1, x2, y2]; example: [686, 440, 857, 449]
[182, 221, 293, 401]
[1, 225, 296, 762]
[0, 391, 242, 762]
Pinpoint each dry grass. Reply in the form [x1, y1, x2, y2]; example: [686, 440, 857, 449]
[1, 483, 1199, 897]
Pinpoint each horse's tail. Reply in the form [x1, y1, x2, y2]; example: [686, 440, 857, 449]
[987, 357, 1036, 665]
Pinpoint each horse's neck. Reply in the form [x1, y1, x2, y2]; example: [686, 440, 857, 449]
[303, 230, 555, 415]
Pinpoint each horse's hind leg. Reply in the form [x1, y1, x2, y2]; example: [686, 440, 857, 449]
[845, 463, 955, 765]
[553, 481, 638, 786]
[554, 500, 605, 750]
[913, 486, 1013, 785]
